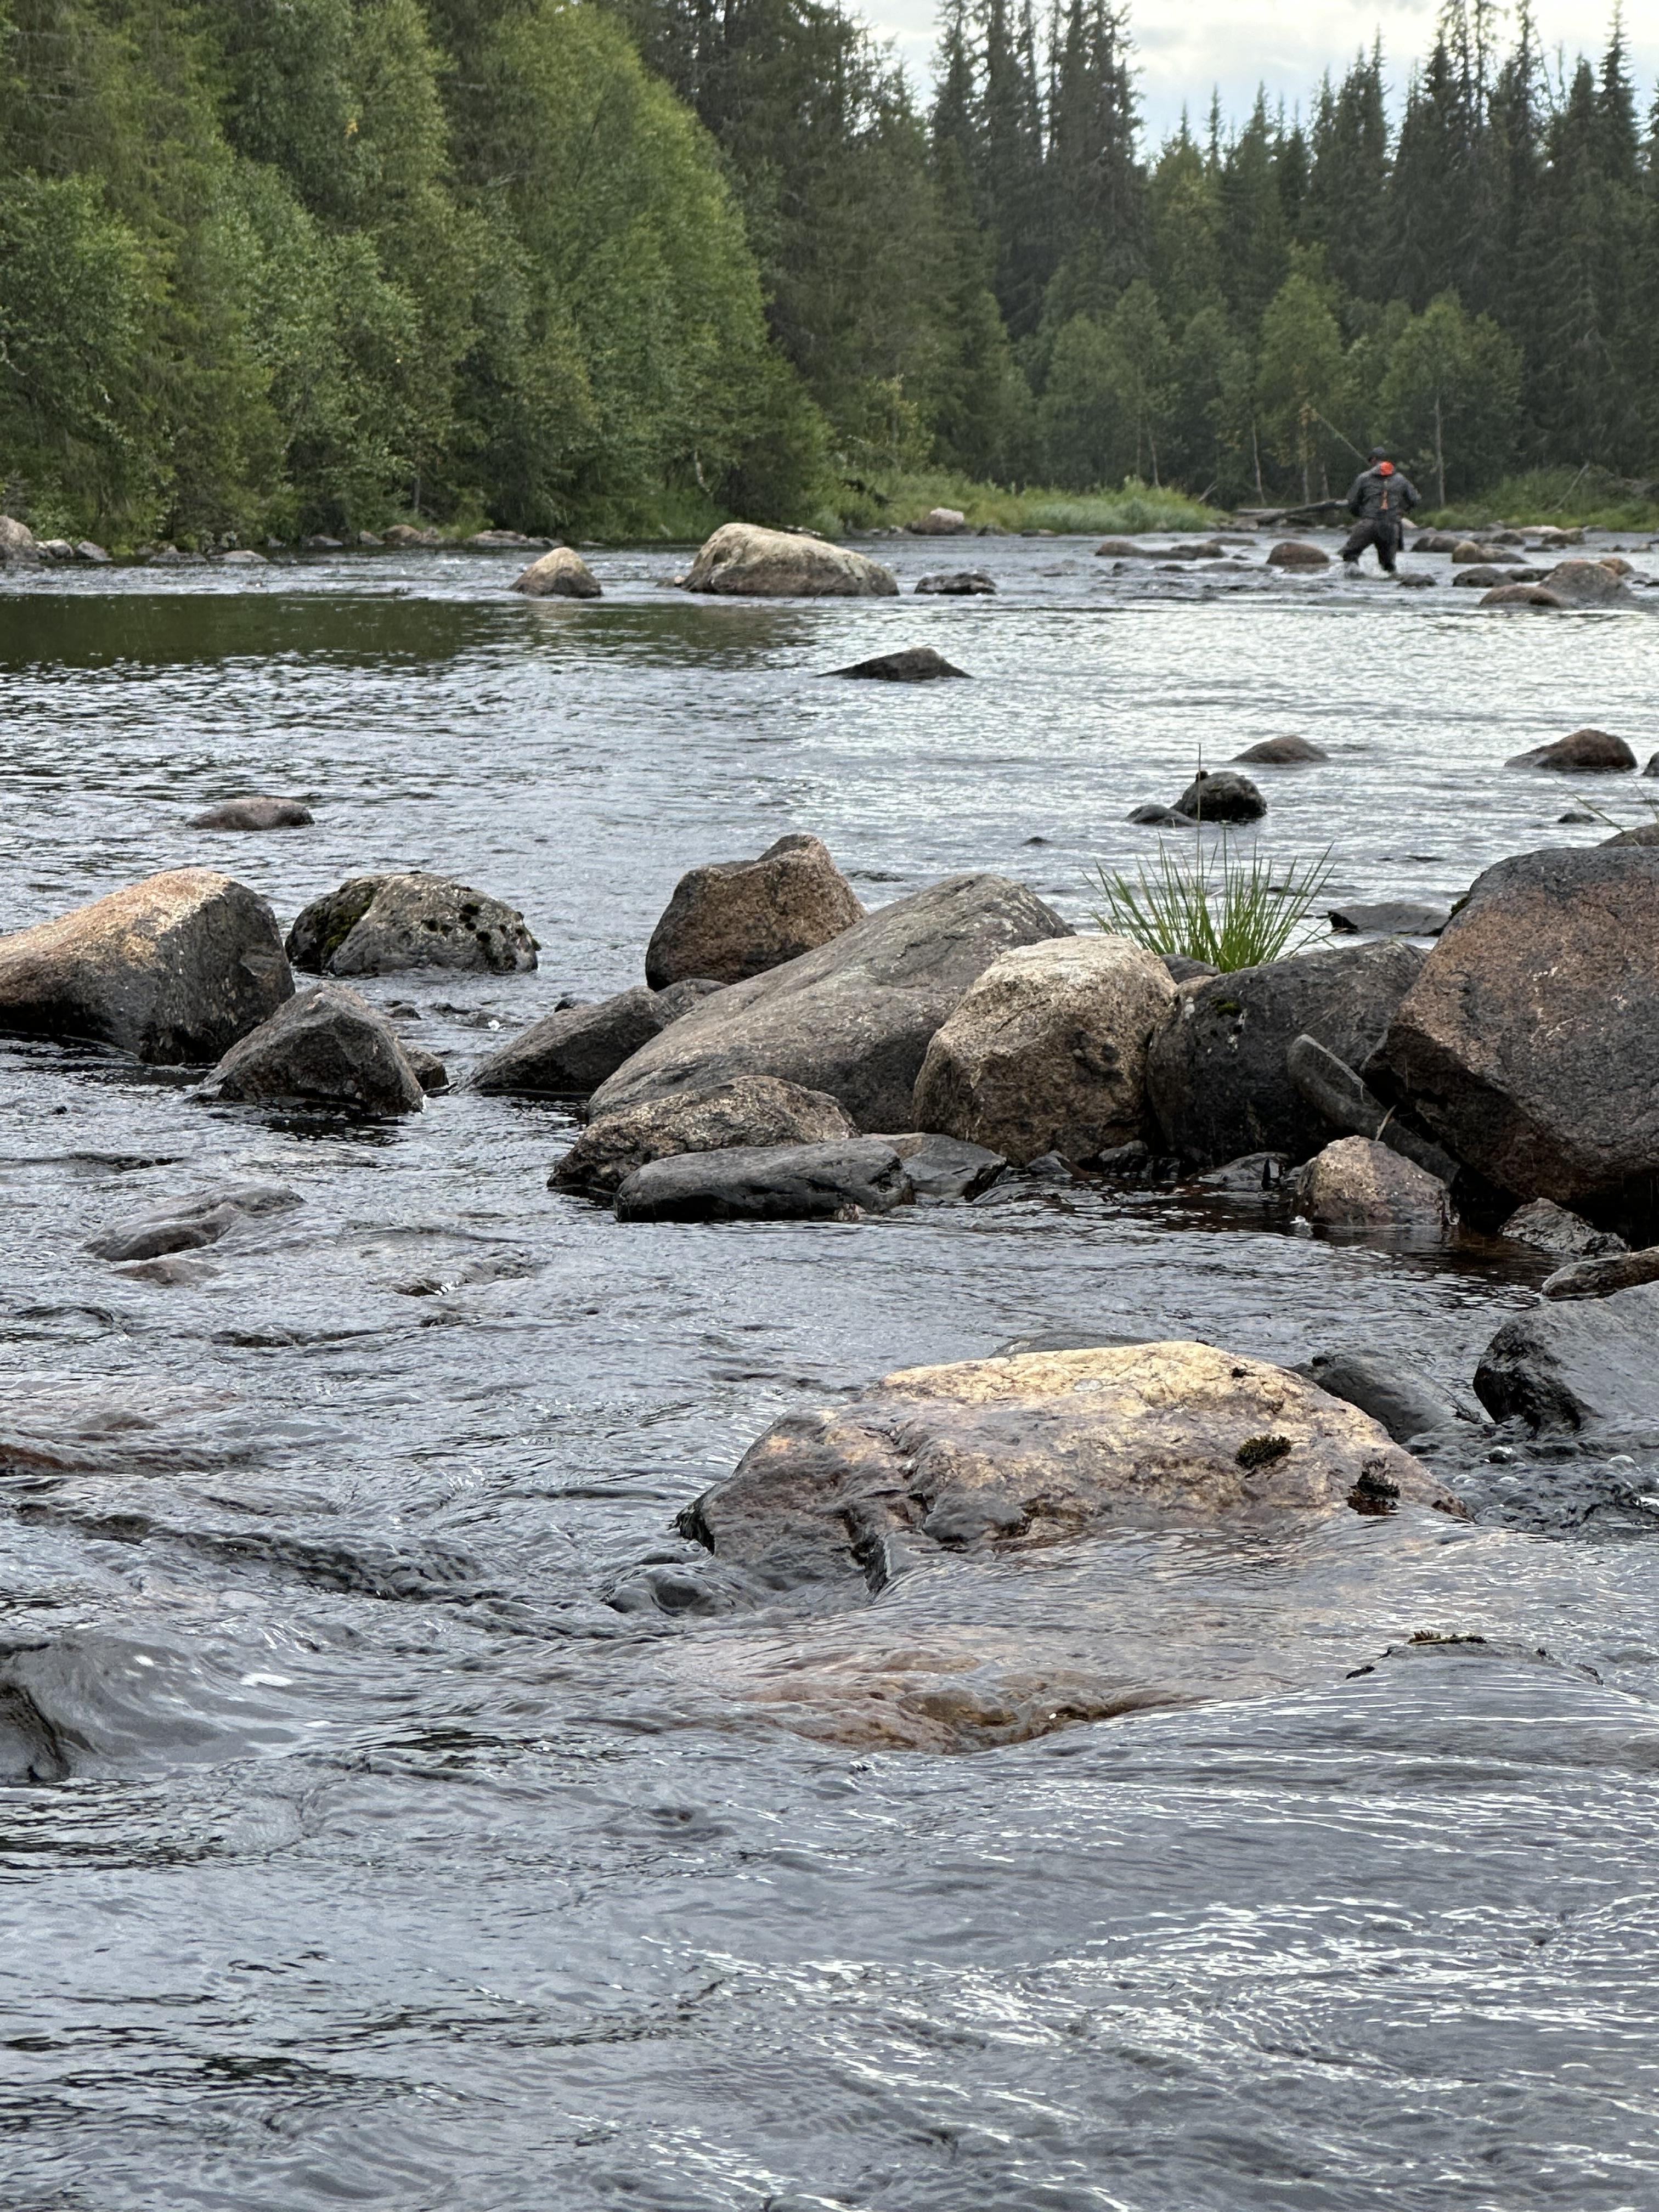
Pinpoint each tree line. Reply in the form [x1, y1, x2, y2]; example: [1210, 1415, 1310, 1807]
[1, 0, 1654, 544]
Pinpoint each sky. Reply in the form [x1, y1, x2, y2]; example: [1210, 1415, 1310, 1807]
[865, 0, 1659, 143]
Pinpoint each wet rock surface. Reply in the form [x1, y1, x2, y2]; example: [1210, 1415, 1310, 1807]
[590, 873, 1071, 1132]
[914, 569, 996, 594]
[1296, 1350, 1473, 1443]
[912, 934, 1175, 1165]
[828, 646, 968, 681]
[286, 871, 538, 977]
[1378, 846, 1659, 1214]
[644, 833, 864, 989]
[1233, 735, 1328, 764]
[472, 984, 682, 1097]
[613, 1138, 911, 1223]
[1501, 1198, 1626, 1260]
[681, 1343, 1460, 1590]
[188, 796, 314, 830]
[510, 546, 601, 598]
[1171, 769, 1266, 822]
[1506, 728, 1637, 771]
[1148, 940, 1423, 1167]
[1299, 1136, 1452, 1235]
[0, 868, 292, 1064]
[86, 1182, 301, 1262]
[879, 1131, 1008, 1200]
[1475, 1284, 1659, 1431]
[202, 983, 427, 1114]
[1328, 899, 1450, 936]
[552, 1074, 857, 1194]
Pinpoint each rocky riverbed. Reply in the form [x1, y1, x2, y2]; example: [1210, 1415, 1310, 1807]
[4, 533, 1659, 2211]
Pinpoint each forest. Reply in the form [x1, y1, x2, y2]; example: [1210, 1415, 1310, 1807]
[1, 0, 1656, 544]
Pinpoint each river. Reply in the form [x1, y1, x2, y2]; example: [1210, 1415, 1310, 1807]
[3, 531, 1658, 2211]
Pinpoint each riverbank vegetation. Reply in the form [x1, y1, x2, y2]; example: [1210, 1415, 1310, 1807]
[1, 0, 1656, 546]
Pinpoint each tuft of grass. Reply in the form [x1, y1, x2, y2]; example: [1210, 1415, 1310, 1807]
[1089, 830, 1336, 973]
[830, 470, 1221, 537]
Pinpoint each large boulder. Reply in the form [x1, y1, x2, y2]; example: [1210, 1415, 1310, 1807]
[203, 984, 425, 1114]
[614, 1138, 911, 1223]
[1299, 1136, 1452, 1234]
[1506, 729, 1636, 771]
[1473, 1284, 1659, 1431]
[1233, 736, 1328, 765]
[1267, 541, 1329, 569]
[472, 984, 718, 1097]
[1542, 559, 1637, 607]
[678, 524, 898, 598]
[553, 1074, 857, 1194]
[679, 1342, 1462, 1590]
[510, 546, 600, 599]
[1375, 846, 1659, 1212]
[1171, 769, 1266, 822]
[1481, 583, 1567, 610]
[589, 874, 1072, 1132]
[1147, 940, 1424, 1168]
[286, 871, 537, 976]
[906, 506, 969, 534]
[0, 516, 40, 563]
[828, 647, 967, 681]
[1296, 1351, 1470, 1444]
[0, 870, 292, 1064]
[645, 834, 864, 990]
[912, 935, 1176, 1165]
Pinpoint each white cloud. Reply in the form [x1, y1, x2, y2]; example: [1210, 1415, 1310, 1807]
[864, 0, 1659, 142]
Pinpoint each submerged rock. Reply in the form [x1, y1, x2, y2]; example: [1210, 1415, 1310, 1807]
[203, 984, 426, 1114]
[1506, 729, 1636, 772]
[189, 796, 314, 830]
[915, 570, 996, 595]
[1481, 583, 1567, 609]
[1267, 541, 1329, 569]
[912, 935, 1175, 1165]
[678, 523, 898, 598]
[87, 1182, 300, 1263]
[0, 869, 291, 1064]
[552, 1074, 856, 1194]
[286, 871, 537, 977]
[680, 1342, 1462, 1590]
[828, 646, 968, 681]
[645, 833, 864, 989]
[1474, 1284, 1659, 1430]
[589, 873, 1071, 1132]
[613, 1138, 910, 1223]
[1328, 900, 1451, 936]
[1233, 736, 1328, 765]
[1299, 1136, 1452, 1234]
[1148, 940, 1423, 1168]
[510, 546, 600, 598]
[1171, 769, 1266, 822]
[1377, 845, 1659, 1212]
[1127, 803, 1193, 826]
[1297, 1351, 1472, 1444]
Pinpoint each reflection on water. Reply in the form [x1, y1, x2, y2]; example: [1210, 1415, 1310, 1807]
[3, 538, 1658, 2209]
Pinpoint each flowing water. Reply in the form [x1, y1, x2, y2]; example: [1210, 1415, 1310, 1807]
[4, 533, 1659, 2211]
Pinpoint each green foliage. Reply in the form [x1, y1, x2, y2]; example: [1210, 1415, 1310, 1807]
[1090, 833, 1336, 973]
[1379, 294, 1522, 504]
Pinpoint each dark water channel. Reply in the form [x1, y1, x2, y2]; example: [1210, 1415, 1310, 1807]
[4, 534, 1659, 2210]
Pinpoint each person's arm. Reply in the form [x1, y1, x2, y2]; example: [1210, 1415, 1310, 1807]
[1401, 477, 1421, 512]
[1346, 472, 1367, 516]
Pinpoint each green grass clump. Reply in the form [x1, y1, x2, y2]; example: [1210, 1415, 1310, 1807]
[830, 471, 1220, 537]
[1424, 466, 1659, 535]
[1090, 831, 1336, 973]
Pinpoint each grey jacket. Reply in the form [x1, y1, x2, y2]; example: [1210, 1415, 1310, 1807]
[1347, 465, 1420, 524]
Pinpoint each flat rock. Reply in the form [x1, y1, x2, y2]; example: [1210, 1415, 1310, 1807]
[613, 1138, 910, 1223]
[912, 935, 1175, 1165]
[1171, 769, 1266, 822]
[510, 546, 600, 598]
[679, 1342, 1460, 1590]
[1094, 539, 1152, 557]
[589, 873, 1071, 1132]
[286, 871, 537, 976]
[552, 1074, 856, 1194]
[1506, 729, 1636, 771]
[645, 833, 863, 989]
[879, 1132, 1007, 1200]
[1377, 845, 1659, 1211]
[1328, 900, 1450, 936]
[203, 984, 426, 1114]
[678, 524, 898, 598]
[189, 796, 314, 830]
[827, 646, 967, 681]
[1148, 940, 1423, 1168]
[0, 869, 292, 1064]
[1543, 1246, 1659, 1299]
[1500, 1198, 1626, 1260]
[1297, 1351, 1471, 1443]
[473, 985, 680, 1097]
[915, 571, 995, 595]
[1233, 736, 1328, 765]
[1474, 1284, 1659, 1431]
[1300, 1136, 1452, 1234]
[87, 1182, 300, 1262]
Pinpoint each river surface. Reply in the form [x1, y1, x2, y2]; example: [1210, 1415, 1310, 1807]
[4, 531, 1659, 2211]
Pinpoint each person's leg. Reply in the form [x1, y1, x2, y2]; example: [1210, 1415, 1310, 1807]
[1339, 518, 1370, 567]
